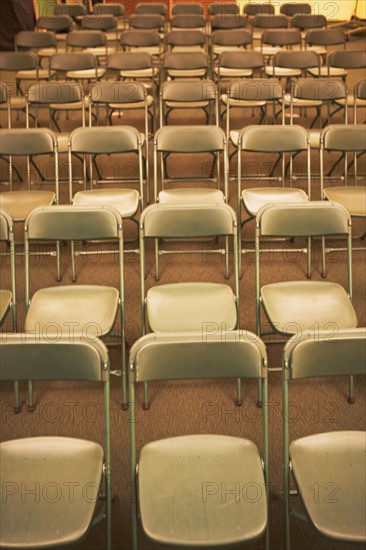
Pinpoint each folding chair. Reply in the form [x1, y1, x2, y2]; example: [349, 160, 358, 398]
[24, 204, 128, 408]
[0, 52, 39, 121]
[238, 125, 310, 273]
[210, 14, 247, 32]
[49, 51, 105, 84]
[282, 328, 366, 550]
[0, 209, 16, 332]
[36, 14, 74, 46]
[291, 13, 327, 36]
[251, 14, 288, 42]
[128, 14, 166, 34]
[305, 28, 347, 75]
[244, 3, 275, 19]
[268, 49, 320, 80]
[159, 79, 219, 126]
[69, 126, 144, 218]
[255, 202, 357, 355]
[211, 29, 253, 62]
[15, 30, 58, 65]
[0, 335, 112, 550]
[153, 125, 228, 204]
[93, 2, 125, 30]
[225, 79, 283, 154]
[80, 14, 119, 41]
[214, 50, 264, 86]
[259, 29, 302, 60]
[129, 330, 269, 550]
[320, 124, 366, 251]
[66, 30, 111, 59]
[139, 203, 240, 408]
[87, 81, 150, 195]
[0, 128, 58, 219]
[119, 30, 162, 57]
[162, 51, 209, 81]
[54, 2, 87, 21]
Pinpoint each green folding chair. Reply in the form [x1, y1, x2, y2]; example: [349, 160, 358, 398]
[129, 330, 269, 550]
[0, 335, 112, 550]
[282, 328, 366, 549]
[24, 205, 128, 409]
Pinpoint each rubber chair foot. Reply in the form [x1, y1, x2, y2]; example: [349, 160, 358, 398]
[27, 404, 35, 412]
[13, 405, 21, 414]
[256, 400, 263, 408]
[348, 396, 355, 404]
[121, 402, 128, 411]
[235, 398, 243, 406]
[143, 402, 150, 411]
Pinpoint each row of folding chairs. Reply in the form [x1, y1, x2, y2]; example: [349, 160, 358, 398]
[0, 284, 365, 549]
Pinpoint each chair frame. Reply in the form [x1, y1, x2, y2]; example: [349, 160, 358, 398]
[0, 335, 112, 550]
[129, 330, 269, 550]
[282, 329, 366, 550]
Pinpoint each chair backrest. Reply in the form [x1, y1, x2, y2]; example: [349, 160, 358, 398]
[252, 14, 288, 29]
[69, 125, 142, 155]
[160, 79, 217, 103]
[290, 78, 347, 119]
[108, 51, 153, 71]
[170, 14, 206, 29]
[172, 3, 203, 15]
[163, 51, 209, 71]
[26, 80, 84, 106]
[130, 330, 267, 383]
[212, 29, 252, 48]
[49, 52, 97, 74]
[328, 49, 366, 70]
[93, 3, 125, 17]
[211, 14, 247, 30]
[36, 15, 73, 33]
[292, 13, 327, 29]
[15, 30, 57, 51]
[244, 3, 275, 17]
[306, 28, 346, 47]
[54, 3, 87, 18]
[154, 124, 226, 153]
[0, 51, 38, 73]
[219, 50, 264, 69]
[165, 30, 206, 48]
[284, 328, 366, 381]
[0, 334, 109, 382]
[120, 30, 161, 49]
[128, 14, 165, 30]
[273, 50, 320, 70]
[280, 3, 311, 17]
[140, 202, 236, 239]
[134, 3, 168, 16]
[208, 3, 240, 16]
[261, 29, 301, 47]
[80, 14, 117, 31]
[229, 78, 282, 101]
[67, 30, 107, 50]
[88, 80, 147, 105]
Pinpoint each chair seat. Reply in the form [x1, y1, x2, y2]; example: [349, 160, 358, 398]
[336, 95, 366, 107]
[25, 285, 119, 337]
[120, 67, 159, 78]
[0, 289, 12, 323]
[147, 282, 237, 333]
[290, 431, 366, 543]
[323, 186, 366, 218]
[51, 101, 85, 111]
[139, 434, 267, 546]
[265, 67, 302, 77]
[212, 46, 247, 56]
[84, 47, 115, 57]
[171, 46, 206, 54]
[73, 188, 140, 218]
[165, 100, 210, 108]
[307, 67, 347, 77]
[283, 93, 323, 108]
[167, 69, 207, 78]
[0, 191, 55, 222]
[38, 47, 57, 58]
[305, 45, 327, 56]
[215, 67, 253, 78]
[261, 281, 358, 335]
[158, 188, 225, 204]
[15, 69, 51, 80]
[222, 95, 266, 108]
[129, 46, 161, 56]
[66, 68, 106, 79]
[0, 437, 103, 548]
[242, 188, 308, 216]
